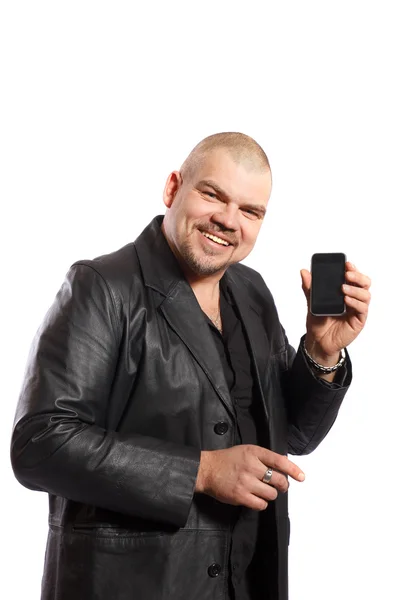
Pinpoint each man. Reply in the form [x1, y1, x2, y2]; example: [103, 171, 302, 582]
[11, 132, 371, 600]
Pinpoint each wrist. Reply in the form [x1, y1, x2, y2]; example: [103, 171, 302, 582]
[303, 338, 346, 375]
[304, 338, 340, 367]
[195, 451, 211, 494]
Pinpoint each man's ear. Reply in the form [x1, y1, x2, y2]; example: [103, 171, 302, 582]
[163, 171, 183, 208]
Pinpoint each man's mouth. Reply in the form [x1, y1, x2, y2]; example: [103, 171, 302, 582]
[200, 230, 231, 247]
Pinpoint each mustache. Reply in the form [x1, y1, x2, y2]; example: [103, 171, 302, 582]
[196, 223, 237, 246]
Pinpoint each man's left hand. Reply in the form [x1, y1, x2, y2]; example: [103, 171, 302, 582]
[300, 261, 371, 364]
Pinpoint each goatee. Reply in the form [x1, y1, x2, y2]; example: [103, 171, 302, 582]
[179, 240, 229, 276]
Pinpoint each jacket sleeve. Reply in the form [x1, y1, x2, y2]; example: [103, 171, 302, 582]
[10, 265, 200, 528]
[283, 334, 352, 456]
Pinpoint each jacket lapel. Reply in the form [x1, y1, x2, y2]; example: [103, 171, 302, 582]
[159, 283, 236, 419]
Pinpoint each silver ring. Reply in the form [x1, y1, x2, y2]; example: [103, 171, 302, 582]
[262, 468, 273, 484]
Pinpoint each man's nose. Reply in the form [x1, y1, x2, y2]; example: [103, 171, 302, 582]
[211, 204, 239, 232]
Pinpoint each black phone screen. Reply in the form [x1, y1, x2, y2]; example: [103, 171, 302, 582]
[310, 253, 346, 316]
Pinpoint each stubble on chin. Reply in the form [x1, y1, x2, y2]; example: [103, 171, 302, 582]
[179, 239, 230, 276]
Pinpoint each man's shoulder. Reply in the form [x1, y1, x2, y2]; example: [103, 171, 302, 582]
[70, 241, 142, 291]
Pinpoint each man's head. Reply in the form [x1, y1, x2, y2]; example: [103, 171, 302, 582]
[162, 132, 272, 280]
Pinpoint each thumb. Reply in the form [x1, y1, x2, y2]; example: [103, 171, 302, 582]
[300, 269, 311, 306]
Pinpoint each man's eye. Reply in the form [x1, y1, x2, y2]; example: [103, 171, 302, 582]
[204, 191, 217, 199]
[243, 209, 258, 217]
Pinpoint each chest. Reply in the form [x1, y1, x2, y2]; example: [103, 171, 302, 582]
[110, 283, 287, 449]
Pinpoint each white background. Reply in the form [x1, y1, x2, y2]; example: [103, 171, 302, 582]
[1, 1, 399, 599]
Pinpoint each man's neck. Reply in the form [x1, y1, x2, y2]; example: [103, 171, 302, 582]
[189, 277, 222, 310]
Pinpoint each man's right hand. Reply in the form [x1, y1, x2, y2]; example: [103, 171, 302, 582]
[195, 445, 305, 511]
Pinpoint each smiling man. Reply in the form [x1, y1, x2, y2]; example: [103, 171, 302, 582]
[11, 132, 371, 600]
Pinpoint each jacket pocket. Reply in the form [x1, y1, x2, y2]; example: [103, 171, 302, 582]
[44, 525, 228, 600]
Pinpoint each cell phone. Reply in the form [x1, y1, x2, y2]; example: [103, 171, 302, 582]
[310, 253, 346, 316]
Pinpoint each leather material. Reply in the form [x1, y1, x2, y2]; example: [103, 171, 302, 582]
[11, 215, 352, 600]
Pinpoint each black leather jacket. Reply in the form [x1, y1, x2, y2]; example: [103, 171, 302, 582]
[11, 216, 351, 600]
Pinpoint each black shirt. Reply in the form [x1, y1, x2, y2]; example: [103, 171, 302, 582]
[204, 281, 260, 600]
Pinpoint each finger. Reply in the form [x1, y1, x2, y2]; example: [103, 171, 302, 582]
[300, 269, 311, 305]
[245, 495, 269, 512]
[342, 284, 371, 304]
[344, 295, 369, 315]
[258, 466, 289, 493]
[345, 269, 372, 290]
[252, 479, 279, 502]
[258, 448, 305, 482]
[345, 261, 357, 271]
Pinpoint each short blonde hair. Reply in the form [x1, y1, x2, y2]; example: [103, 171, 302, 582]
[180, 132, 271, 181]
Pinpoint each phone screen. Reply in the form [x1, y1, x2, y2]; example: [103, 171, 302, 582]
[311, 253, 346, 316]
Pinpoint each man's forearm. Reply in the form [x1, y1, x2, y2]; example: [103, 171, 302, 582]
[11, 416, 200, 528]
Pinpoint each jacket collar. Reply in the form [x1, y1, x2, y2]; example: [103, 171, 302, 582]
[133, 215, 186, 301]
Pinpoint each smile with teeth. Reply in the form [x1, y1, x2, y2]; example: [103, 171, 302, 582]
[201, 231, 230, 246]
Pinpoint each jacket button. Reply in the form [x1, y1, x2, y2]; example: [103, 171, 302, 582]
[208, 563, 221, 578]
[214, 421, 229, 435]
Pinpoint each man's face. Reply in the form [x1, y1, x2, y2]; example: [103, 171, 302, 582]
[162, 149, 272, 278]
